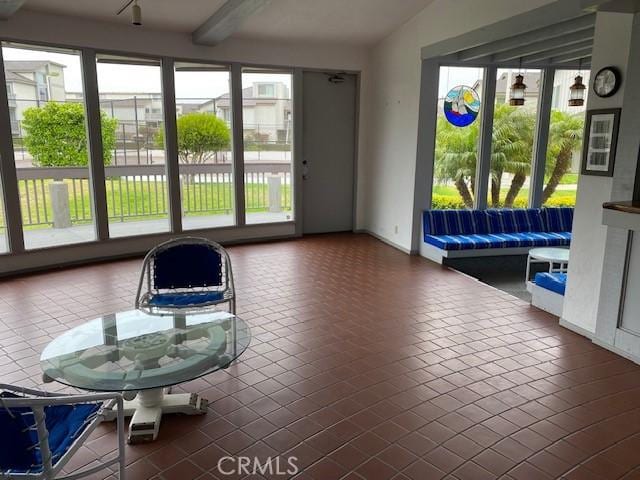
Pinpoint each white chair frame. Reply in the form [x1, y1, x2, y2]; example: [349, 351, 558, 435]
[0, 385, 125, 480]
[135, 237, 236, 315]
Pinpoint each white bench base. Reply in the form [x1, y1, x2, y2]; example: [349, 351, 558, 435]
[420, 242, 535, 265]
[529, 281, 564, 317]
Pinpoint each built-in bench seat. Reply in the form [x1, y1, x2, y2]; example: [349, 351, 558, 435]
[422, 207, 573, 263]
[531, 271, 567, 316]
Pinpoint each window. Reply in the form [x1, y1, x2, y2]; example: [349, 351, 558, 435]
[543, 69, 589, 207]
[487, 68, 542, 208]
[0, 179, 7, 254]
[174, 62, 234, 230]
[2, 43, 97, 249]
[432, 66, 483, 209]
[242, 70, 293, 224]
[257, 83, 275, 97]
[97, 55, 169, 238]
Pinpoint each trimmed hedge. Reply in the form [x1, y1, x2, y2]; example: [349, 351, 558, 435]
[431, 194, 575, 210]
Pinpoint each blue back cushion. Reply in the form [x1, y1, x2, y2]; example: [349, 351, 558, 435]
[0, 393, 37, 471]
[543, 207, 574, 232]
[423, 210, 489, 236]
[486, 209, 545, 233]
[153, 244, 222, 289]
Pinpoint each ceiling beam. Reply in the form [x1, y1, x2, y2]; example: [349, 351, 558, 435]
[457, 14, 595, 61]
[0, 0, 25, 20]
[192, 0, 270, 46]
[492, 28, 594, 63]
[522, 39, 593, 64]
[582, 0, 640, 12]
[549, 48, 593, 64]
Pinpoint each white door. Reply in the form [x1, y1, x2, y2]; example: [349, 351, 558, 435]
[302, 71, 357, 234]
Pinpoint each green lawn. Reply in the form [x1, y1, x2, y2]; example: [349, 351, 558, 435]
[13, 178, 292, 230]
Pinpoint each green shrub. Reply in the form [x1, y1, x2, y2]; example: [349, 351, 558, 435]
[22, 102, 117, 167]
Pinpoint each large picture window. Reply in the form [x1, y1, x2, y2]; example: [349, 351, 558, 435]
[432, 66, 483, 209]
[174, 62, 235, 230]
[543, 69, 589, 207]
[241, 70, 293, 224]
[487, 68, 541, 208]
[2, 43, 96, 250]
[97, 55, 169, 238]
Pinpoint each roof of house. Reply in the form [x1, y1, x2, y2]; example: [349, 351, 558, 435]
[4, 71, 37, 86]
[4, 60, 67, 72]
[496, 71, 541, 94]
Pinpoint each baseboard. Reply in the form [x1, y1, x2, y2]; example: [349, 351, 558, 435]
[356, 229, 413, 255]
[559, 318, 594, 340]
[591, 336, 640, 366]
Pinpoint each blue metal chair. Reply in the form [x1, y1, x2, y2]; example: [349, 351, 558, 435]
[135, 237, 236, 314]
[0, 384, 125, 479]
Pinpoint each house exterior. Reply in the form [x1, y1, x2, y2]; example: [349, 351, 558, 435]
[4, 60, 66, 134]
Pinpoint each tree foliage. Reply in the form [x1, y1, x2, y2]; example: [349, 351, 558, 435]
[434, 104, 583, 208]
[22, 102, 117, 167]
[156, 112, 231, 164]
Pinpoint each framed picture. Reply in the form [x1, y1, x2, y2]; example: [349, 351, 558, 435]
[581, 108, 621, 177]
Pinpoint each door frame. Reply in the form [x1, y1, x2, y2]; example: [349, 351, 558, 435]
[295, 68, 361, 237]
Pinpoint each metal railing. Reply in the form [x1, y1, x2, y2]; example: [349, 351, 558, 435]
[16, 163, 292, 227]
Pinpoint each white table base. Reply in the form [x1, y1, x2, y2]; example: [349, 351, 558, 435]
[104, 388, 208, 443]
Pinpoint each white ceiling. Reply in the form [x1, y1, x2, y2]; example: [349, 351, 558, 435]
[22, 0, 434, 46]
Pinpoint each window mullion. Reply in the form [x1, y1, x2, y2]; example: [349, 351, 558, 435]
[530, 67, 555, 208]
[0, 47, 25, 252]
[474, 66, 497, 210]
[231, 63, 246, 227]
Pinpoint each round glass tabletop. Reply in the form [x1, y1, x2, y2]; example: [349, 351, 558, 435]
[40, 310, 251, 392]
[528, 247, 570, 263]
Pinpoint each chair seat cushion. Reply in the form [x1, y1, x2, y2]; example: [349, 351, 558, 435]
[534, 272, 568, 295]
[148, 291, 225, 307]
[0, 393, 100, 473]
[424, 232, 571, 251]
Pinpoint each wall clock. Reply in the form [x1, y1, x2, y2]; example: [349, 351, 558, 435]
[593, 67, 621, 98]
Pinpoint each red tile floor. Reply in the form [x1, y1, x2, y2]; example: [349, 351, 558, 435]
[2, 233, 640, 480]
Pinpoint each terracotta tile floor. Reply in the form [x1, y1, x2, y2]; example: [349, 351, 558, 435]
[2, 233, 640, 480]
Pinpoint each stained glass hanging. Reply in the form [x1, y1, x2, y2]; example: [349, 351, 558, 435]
[444, 85, 480, 127]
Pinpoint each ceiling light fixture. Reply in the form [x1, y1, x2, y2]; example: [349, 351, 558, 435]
[116, 0, 142, 26]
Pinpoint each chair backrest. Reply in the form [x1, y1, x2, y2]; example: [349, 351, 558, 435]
[152, 243, 223, 290]
[543, 207, 574, 232]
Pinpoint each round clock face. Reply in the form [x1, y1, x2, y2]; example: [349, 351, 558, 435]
[593, 67, 620, 98]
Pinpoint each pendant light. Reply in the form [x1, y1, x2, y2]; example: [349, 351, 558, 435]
[509, 59, 527, 106]
[132, 0, 142, 26]
[569, 61, 586, 107]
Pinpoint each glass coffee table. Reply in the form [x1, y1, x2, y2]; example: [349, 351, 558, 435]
[40, 310, 250, 443]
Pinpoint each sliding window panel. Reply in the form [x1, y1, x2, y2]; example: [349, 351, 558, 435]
[2, 43, 97, 249]
[432, 66, 484, 210]
[542, 69, 590, 207]
[97, 55, 169, 238]
[174, 62, 234, 230]
[487, 68, 542, 208]
[241, 70, 293, 224]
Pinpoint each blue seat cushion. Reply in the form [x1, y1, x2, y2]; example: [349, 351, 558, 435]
[486, 208, 546, 233]
[423, 209, 489, 236]
[543, 207, 574, 232]
[534, 272, 567, 295]
[424, 231, 571, 251]
[0, 393, 100, 473]
[148, 291, 225, 307]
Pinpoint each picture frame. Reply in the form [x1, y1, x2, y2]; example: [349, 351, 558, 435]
[581, 108, 621, 177]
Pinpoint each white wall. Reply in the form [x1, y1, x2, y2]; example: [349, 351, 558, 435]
[356, 0, 558, 250]
[561, 12, 634, 336]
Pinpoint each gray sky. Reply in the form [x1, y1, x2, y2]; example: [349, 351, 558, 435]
[3, 46, 291, 99]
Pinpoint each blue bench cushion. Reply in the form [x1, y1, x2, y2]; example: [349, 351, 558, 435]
[423, 209, 489, 235]
[486, 209, 546, 233]
[543, 207, 574, 232]
[425, 231, 571, 251]
[534, 272, 567, 295]
[148, 291, 225, 307]
[0, 393, 100, 473]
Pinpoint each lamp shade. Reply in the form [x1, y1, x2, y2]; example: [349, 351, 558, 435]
[509, 74, 527, 106]
[132, 3, 142, 25]
[569, 75, 586, 107]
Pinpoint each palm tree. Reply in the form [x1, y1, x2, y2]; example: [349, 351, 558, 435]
[434, 116, 479, 208]
[542, 110, 583, 203]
